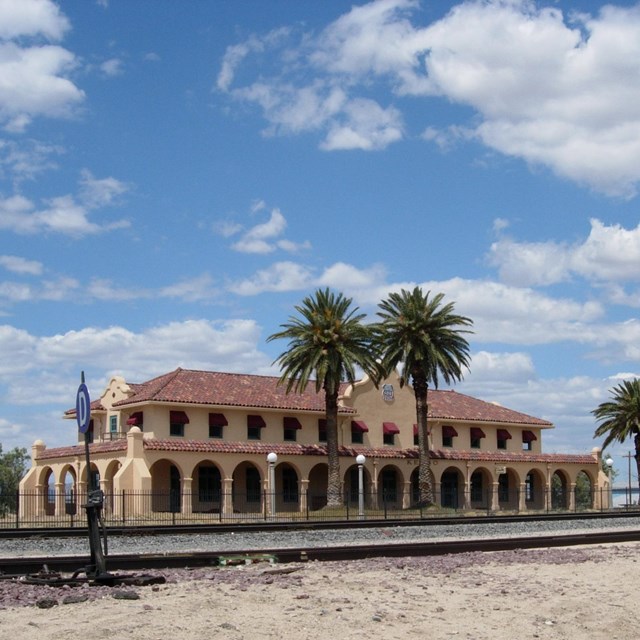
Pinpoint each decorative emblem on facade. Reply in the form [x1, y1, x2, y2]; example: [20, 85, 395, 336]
[382, 383, 394, 402]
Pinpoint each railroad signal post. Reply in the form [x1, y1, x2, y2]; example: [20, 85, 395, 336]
[76, 372, 109, 580]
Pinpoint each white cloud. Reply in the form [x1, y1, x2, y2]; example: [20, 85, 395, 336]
[0, 171, 130, 236]
[220, 0, 640, 195]
[100, 57, 123, 76]
[0, 42, 84, 132]
[230, 261, 314, 296]
[0, 255, 42, 275]
[0, 318, 273, 410]
[0, 138, 63, 184]
[229, 205, 310, 255]
[0, 0, 70, 41]
[489, 219, 640, 286]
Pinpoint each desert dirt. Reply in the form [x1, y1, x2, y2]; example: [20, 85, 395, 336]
[0, 543, 638, 640]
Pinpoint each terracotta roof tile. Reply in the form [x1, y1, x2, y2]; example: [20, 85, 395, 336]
[37, 440, 127, 460]
[112, 368, 352, 414]
[107, 368, 550, 426]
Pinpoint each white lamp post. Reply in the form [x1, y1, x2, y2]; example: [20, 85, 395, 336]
[267, 452, 278, 517]
[356, 454, 366, 519]
[605, 456, 614, 510]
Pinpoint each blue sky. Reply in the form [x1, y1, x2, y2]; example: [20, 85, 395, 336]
[1, 0, 639, 480]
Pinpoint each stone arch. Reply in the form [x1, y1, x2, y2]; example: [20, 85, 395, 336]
[60, 464, 77, 516]
[308, 463, 328, 511]
[150, 458, 183, 512]
[523, 468, 546, 511]
[232, 461, 263, 513]
[439, 466, 464, 509]
[469, 467, 492, 509]
[575, 470, 594, 510]
[273, 462, 300, 513]
[42, 467, 55, 516]
[192, 459, 223, 514]
[377, 464, 403, 509]
[551, 469, 570, 510]
[497, 468, 520, 511]
[343, 462, 371, 508]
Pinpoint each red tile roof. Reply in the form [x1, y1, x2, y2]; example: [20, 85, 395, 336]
[109, 368, 551, 427]
[112, 368, 351, 414]
[426, 390, 552, 427]
[37, 440, 127, 460]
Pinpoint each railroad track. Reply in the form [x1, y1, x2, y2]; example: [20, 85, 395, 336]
[1, 526, 639, 577]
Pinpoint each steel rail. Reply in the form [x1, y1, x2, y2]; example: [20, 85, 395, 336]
[1, 527, 639, 577]
[1, 509, 639, 540]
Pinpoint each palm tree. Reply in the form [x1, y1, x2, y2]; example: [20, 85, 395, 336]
[593, 379, 640, 495]
[268, 288, 379, 507]
[372, 287, 473, 507]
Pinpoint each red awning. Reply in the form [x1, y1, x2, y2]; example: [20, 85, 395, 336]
[351, 420, 369, 433]
[497, 429, 512, 440]
[443, 425, 458, 438]
[209, 413, 228, 427]
[247, 415, 266, 428]
[283, 417, 302, 430]
[383, 422, 400, 435]
[170, 410, 189, 424]
[413, 424, 432, 436]
[470, 427, 486, 439]
[522, 430, 538, 442]
[126, 411, 143, 426]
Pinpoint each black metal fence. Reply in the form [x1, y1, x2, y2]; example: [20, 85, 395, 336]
[0, 486, 634, 529]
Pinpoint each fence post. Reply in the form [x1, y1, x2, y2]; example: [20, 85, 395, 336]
[15, 490, 19, 529]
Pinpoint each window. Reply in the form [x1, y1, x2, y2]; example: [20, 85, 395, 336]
[497, 429, 512, 450]
[109, 415, 117, 434]
[522, 430, 537, 451]
[209, 424, 223, 439]
[318, 419, 327, 443]
[247, 415, 266, 440]
[470, 471, 483, 502]
[442, 425, 458, 448]
[209, 413, 227, 439]
[351, 420, 368, 444]
[126, 411, 143, 430]
[170, 423, 184, 437]
[413, 424, 419, 446]
[169, 410, 189, 437]
[470, 427, 485, 449]
[383, 422, 399, 446]
[283, 417, 301, 442]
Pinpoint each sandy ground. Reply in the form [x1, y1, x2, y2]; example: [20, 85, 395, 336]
[0, 543, 638, 640]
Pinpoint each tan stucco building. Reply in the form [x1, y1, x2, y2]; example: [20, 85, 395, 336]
[19, 367, 609, 520]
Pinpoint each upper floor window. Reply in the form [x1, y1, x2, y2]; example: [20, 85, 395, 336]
[170, 410, 189, 437]
[442, 425, 458, 448]
[497, 429, 512, 450]
[470, 427, 485, 449]
[109, 415, 117, 434]
[209, 413, 227, 439]
[126, 411, 143, 431]
[283, 417, 301, 442]
[383, 422, 399, 446]
[247, 415, 266, 440]
[351, 420, 368, 445]
[522, 430, 537, 451]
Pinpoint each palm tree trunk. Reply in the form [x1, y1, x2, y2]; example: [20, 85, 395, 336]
[325, 389, 343, 508]
[413, 376, 435, 507]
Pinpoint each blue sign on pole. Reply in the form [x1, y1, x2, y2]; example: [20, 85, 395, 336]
[76, 382, 91, 434]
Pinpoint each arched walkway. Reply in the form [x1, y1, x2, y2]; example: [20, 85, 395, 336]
[232, 462, 263, 513]
[440, 467, 464, 509]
